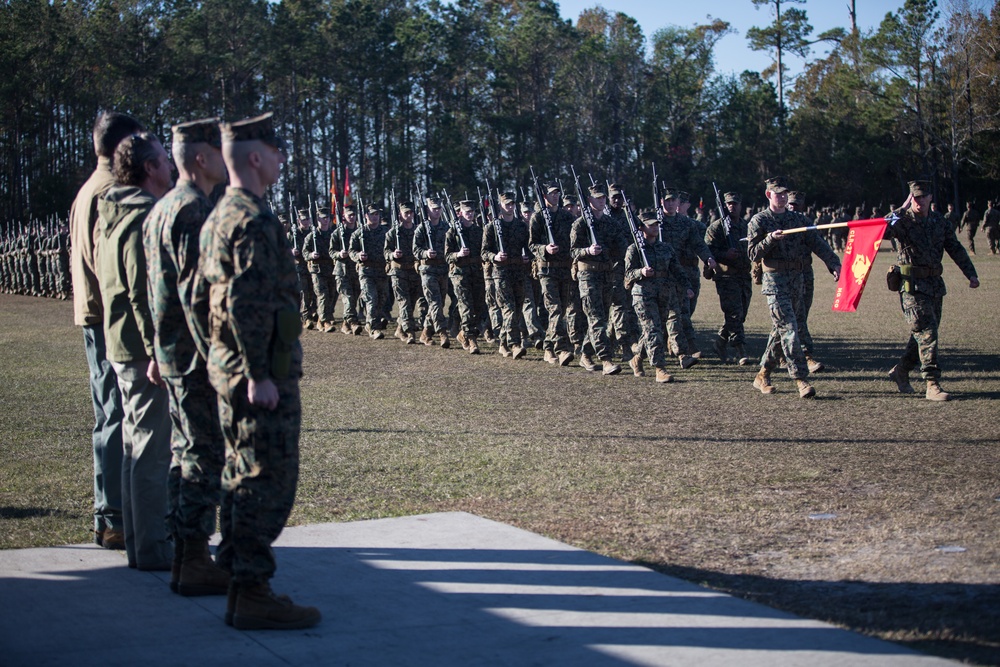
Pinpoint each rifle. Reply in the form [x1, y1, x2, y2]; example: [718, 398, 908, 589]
[529, 166, 556, 246]
[570, 166, 598, 246]
[441, 189, 467, 250]
[652, 163, 664, 242]
[307, 195, 319, 254]
[390, 187, 400, 252]
[483, 180, 505, 255]
[416, 185, 433, 254]
[477, 186, 488, 226]
[712, 182, 735, 250]
[620, 186, 648, 268]
[355, 193, 367, 254]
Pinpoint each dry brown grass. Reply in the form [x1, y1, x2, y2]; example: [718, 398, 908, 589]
[1, 249, 997, 663]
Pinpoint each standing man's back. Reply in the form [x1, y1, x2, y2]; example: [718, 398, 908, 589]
[69, 110, 143, 549]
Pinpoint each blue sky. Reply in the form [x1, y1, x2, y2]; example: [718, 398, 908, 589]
[552, 0, 971, 77]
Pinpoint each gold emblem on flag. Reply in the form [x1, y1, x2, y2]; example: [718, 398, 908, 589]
[851, 239, 880, 285]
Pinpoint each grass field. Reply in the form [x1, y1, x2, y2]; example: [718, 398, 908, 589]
[1, 248, 997, 664]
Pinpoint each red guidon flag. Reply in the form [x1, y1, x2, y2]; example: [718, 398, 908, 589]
[343, 168, 353, 208]
[330, 168, 339, 223]
[832, 217, 890, 312]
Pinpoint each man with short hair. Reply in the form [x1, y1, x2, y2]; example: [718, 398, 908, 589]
[350, 204, 391, 338]
[143, 118, 231, 594]
[414, 197, 452, 347]
[331, 206, 363, 334]
[304, 210, 337, 332]
[446, 200, 486, 354]
[981, 200, 1000, 255]
[570, 185, 623, 375]
[747, 177, 840, 399]
[385, 200, 422, 343]
[70, 111, 142, 550]
[482, 192, 531, 359]
[95, 131, 174, 569]
[705, 191, 752, 365]
[290, 210, 318, 329]
[960, 201, 980, 255]
[785, 192, 826, 373]
[886, 181, 979, 401]
[197, 112, 320, 629]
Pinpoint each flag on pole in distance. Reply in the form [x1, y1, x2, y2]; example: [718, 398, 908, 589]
[330, 168, 339, 223]
[343, 168, 353, 208]
[832, 217, 890, 312]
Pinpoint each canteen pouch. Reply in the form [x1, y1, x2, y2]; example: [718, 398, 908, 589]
[886, 265, 902, 292]
[271, 308, 302, 380]
[897, 264, 915, 293]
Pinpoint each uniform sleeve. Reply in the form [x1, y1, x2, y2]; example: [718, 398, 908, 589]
[227, 218, 278, 381]
[747, 215, 775, 262]
[624, 245, 644, 284]
[123, 212, 156, 358]
[806, 228, 841, 275]
[570, 219, 589, 260]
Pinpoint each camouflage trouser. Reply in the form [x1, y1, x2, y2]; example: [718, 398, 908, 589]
[215, 375, 299, 586]
[494, 270, 526, 348]
[761, 277, 809, 380]
[538, 271, 584, 353]
[450, 270, 486, 337]
[715, 277, 752, 344]
[898, 292, 943, 380]
[633, 289, 672, 370]
[609, 266, 638, 359]
[310, 271, 337, 324]
[797, 265, 815, 354]
[484, 270, 503, 335]
[335, 270, 361, 325]
[359, 273, 390, 330]
[420, 270, 450, 334]
[665, 285, 696, 356]
[986, 226, 999, 254]
[578, 270, 615, 360]
[966, 225, 977, 253]
[520, 272, 543, 340]
[297, 267, 316, 321]
[164, 370, 229, 543]
[391, 269, 423, 334]
[685, 265, 701, 318]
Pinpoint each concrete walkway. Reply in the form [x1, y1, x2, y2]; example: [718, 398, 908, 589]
[0, 512, 953, 666]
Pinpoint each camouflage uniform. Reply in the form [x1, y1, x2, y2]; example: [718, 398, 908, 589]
[445, 220, 486, 341]
[659, 213, 712, 357]
[349, 222, 391, 333]
[704, 213, 752, 348]
[981, 203, 1000, 255]
[625, 235, 691, 370]
[198, 185, 302, 586]
[529, 204, 584, 355]
[748, 208, 840, 381]
[303, 226, 337, 327]
[331, 223, 362, 329]
[482, 213, 530, 351]
[605, 205, 639, 360]
[144, 179, 228, 545]
[288, 224, 317, 324]
[413, 218, 451, 336]
[384, 222, 424, 336]
[571, 209, 625, 363]
[960, 204, 980, 254]
[887, 204, 977, 381]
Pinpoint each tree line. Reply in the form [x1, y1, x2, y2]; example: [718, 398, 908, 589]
[1, 0, 997, 227]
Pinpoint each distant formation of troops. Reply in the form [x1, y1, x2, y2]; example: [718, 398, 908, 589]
[0, 220, 71, 299]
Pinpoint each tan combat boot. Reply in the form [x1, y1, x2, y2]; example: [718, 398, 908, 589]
[543, 349, 558, 365]
[926, 380, 950, 401]
[796, 379, 816, 399]
[394, 324, 405, 341]
[511, 344, 527, 359]
[806, 354, 825, 373]
[420, 328, 434, 346]
[753, 368, 776, 394]
[498, 344, 512, 358]
[679, 354, 697, 369]
[370, 328, 384, 340]
[405, 332, 417, 344]
[602, 360, 622, 375]
[579, 354, 599, 372]
[177, 538, 231, 597]
[888, 365, 915, 394]
[231, 582, 321, 631]
[439, 333, 450, 349]
[655, 367, 674, 384]
[557, 351, 574, 367]
[456, 330, 468, 351]
[351, 322, 364, 335]
[340, 321, 352, 335]
[467, 337, 480, 355]
[629, 355, 645, 377]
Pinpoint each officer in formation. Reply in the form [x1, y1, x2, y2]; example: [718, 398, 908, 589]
[304, 209, 337, 332]
[704, 191, 752, 365]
